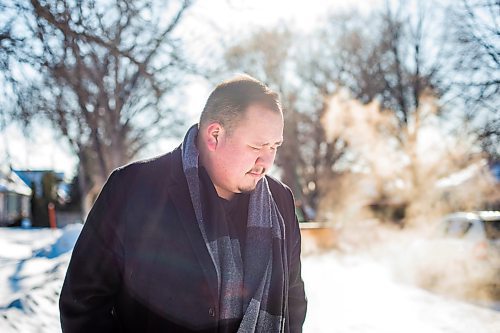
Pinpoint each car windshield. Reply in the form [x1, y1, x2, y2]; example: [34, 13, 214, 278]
[444, 219, 472, 238]
[484, 220, 500, 240]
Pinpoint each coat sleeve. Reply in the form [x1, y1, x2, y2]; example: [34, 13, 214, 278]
[59, 170, 124, 332]
[286, 192, 308, 332]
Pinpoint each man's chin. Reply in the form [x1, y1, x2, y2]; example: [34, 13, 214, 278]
[237, 183, 258, 194]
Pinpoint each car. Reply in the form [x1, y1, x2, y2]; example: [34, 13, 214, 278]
[420, 211, 500, 302]
[395, 211, 500, 306]
[439, 211, 500, 262]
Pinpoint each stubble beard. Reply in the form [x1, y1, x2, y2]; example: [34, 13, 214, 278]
[238, 184, 257, 194]
[237, 178, 262, 194]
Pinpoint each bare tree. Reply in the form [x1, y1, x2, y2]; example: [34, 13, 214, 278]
[293, 11, 363, 215]
[210, 1, 461, 223]
[1, 0, 193, 211]
[216, 3, 448, 219]
[447, 0, 499, 160]
[296, 2, 449, 222]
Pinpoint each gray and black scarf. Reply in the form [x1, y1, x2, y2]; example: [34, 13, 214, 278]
[181, 124, 288, 332]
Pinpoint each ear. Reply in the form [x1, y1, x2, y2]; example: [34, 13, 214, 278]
[205, 122, 223, 152]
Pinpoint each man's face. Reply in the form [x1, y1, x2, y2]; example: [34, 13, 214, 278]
[209, 104, 284, 200]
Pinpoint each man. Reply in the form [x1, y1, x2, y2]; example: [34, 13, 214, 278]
[59, 75, 307, 332]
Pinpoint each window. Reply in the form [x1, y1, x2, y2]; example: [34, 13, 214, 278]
[445, 218, 472, 238]
[484, 220, 500, 240]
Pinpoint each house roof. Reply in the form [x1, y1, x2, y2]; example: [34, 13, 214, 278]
[0, 169, 32, 196]
[13, 169, 64, 197]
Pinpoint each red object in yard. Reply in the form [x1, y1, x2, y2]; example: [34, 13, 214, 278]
[473, 241, 488, 260]
[48, 202, 57, 229]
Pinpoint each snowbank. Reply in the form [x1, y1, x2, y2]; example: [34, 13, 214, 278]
[34, 224, 82, 258]
[0, 225, 81, 332]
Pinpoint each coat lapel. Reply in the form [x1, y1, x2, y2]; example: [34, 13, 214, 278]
[167, 148, 218, 303]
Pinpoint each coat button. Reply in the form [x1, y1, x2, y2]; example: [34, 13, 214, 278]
[208, 307, 215, 317]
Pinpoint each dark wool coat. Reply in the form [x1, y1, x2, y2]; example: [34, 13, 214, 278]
[59, 146, 307, 332]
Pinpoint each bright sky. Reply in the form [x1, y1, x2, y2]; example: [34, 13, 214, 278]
[0, 123, 78, 180]
[0, 0, 384, 179]
[188, 0, 382, 31]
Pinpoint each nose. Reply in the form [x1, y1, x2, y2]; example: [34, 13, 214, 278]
[256, 148, 276, 170]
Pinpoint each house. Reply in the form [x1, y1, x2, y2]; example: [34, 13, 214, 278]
[0, 167, 32, 226]
[13, 169, 65, 198]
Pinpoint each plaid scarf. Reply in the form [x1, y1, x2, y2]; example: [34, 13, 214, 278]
[181, 124, 288, 332]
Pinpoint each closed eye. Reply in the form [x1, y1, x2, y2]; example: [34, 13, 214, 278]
[270, 143, 282, 151]
[249, 143, 281, 151]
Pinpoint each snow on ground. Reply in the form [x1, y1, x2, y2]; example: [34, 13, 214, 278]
[302, 252, 500, 333]
[0, 225, 81, 333]
[0, 225, 499, 332]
